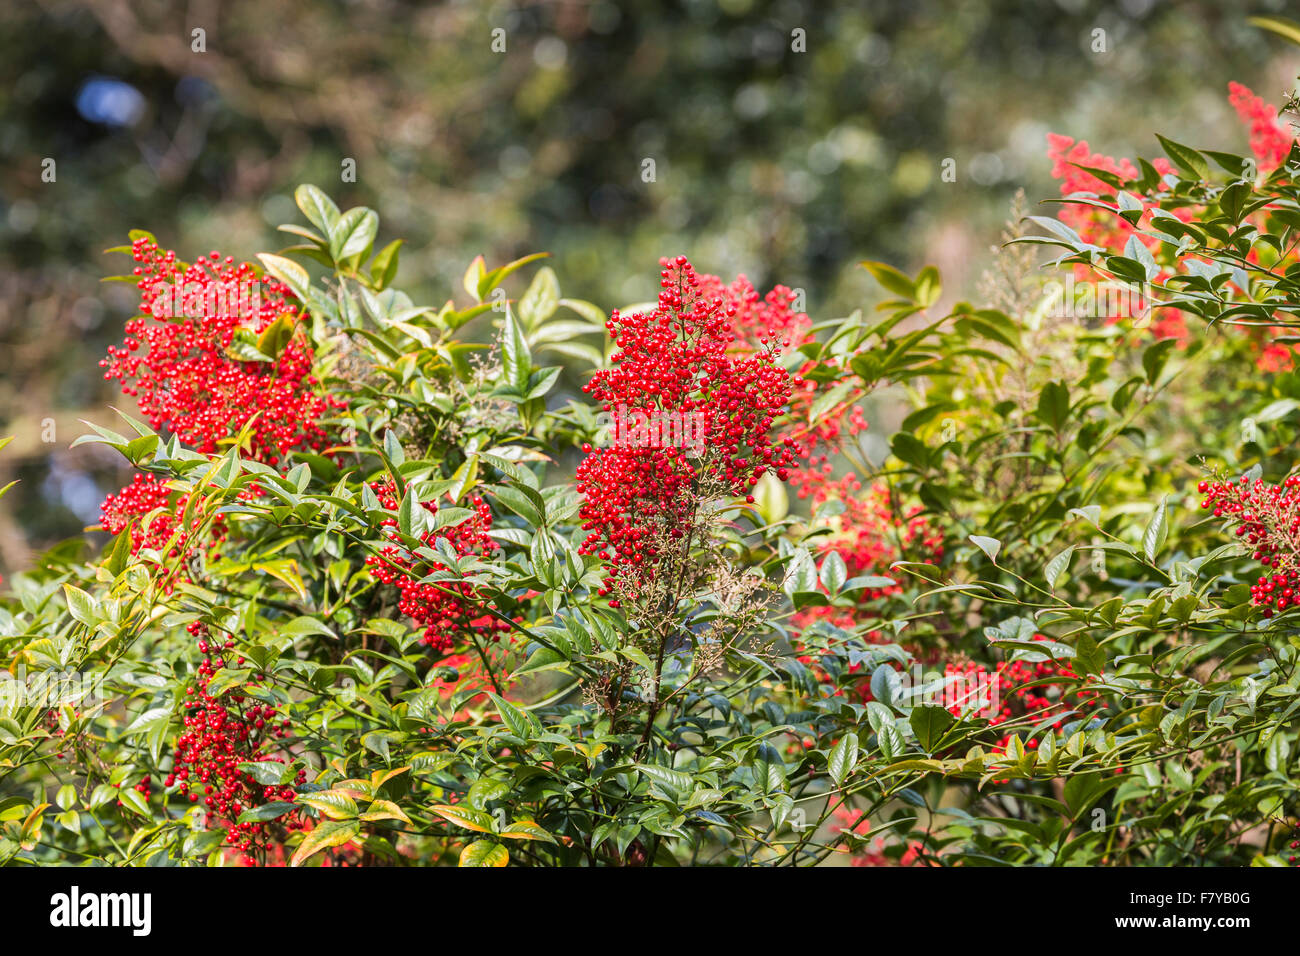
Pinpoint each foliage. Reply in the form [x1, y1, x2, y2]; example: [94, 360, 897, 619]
[9, 76, 1300, 864]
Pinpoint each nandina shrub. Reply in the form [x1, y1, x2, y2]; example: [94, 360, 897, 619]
[7, 88, 1300, 869]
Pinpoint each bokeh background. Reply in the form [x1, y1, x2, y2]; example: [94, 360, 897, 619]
[2, 0, 1297, 574]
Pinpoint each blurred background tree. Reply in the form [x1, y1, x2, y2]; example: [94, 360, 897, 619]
[1, 0, 1296, 571]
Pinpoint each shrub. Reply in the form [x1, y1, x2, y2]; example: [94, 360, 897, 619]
[7, 83, 1300, 866]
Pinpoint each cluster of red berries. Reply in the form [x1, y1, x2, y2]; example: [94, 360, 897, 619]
[99, 471, 227, 567]
[170, 624, 304, 856]
[705, 269, 941, 611]
[1199, 474, 1300, 616]
[99, 238, 340, 466]
[792, 484, 944, 670]
[832, 484, 943, 590]
[1227, 81, 1294, 173]
[707, 269, 876, 506]
[938, 636, 1100, 760]
[577, 256, 801, 594]
[698, 273, 813, 355]
[364, 479, 509, 652]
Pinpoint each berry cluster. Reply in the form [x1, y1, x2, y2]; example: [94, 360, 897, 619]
[943, 637, 1099, 743]
[577, 256, 801, 595]
[99, 471, 227, 567]
[707, 269, 875, 507]
[826, 483, 943, 589]
[699, 273, 813, 354]
[365, 479, 509, 652]
[1228, 81, 1294, 173]
[1199, 473, 1300, 616]
[791, 484, 944, 670]
[100, 238, 340, 466]
[170, 626, 305, 858]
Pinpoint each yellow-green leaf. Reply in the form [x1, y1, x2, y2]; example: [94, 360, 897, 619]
[359, 799, 411, 825]
[459, 839, 508, 867]
[297, 790, 358, 820]
[498, 819, 557, 843]
[290, 820, 360, 867]
[430, 805, 494, 833]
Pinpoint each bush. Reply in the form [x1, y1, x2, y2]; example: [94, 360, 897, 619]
[7, 85, 1300, 866]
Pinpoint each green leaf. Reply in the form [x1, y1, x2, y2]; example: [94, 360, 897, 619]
[478, 252, 549, 300]
[237, 802, 296, 824]
[124, 706, 171, 737]
[491, 485, 542, 527]
[1025, 216, 1083, 249]
[1242, 14, 1300, 46]
[1266, 732, 1291, 773]
[281, 616, 338, 640]
[238, 761, 292, 786]
[783, 548, 818, 597]
[117, 788, 150, 817]
[634, 762, 693, 797]
[294, 184, 340, 234]
[914, 266, 941, 308]
[890, 432, 930, 469]
[501, 310, 532, 391]
[370, 239, 404, 289]
[383, 429, 406, 466]
[297, 790, 359, 820]
[63, 584, 97, 626]
[753, 470, 789, 524]
[1249, 15, 1300, 46]
[430, 805, 495, 833]
[467, 777, 510, 809]
[1154, 134, 1209, 181]
[827, 733, 859, 786]
[518, 266, 561, 326]
[256, 253, 311, 302]
[106, 519, 134, 576]
[1045, 546, 1074, 589]
[256, 313, 296, 360]
[909, 705, 955, 752]
[463, 256, 487, 300]
[1035, 381, 1070, 431]
[819, 551, 848, 594]
[876, 721, 904, 759]
[360, 799, 412, 825]
[870, 666, 901, 710]
[1075, 634, 1106, 677]
[1142, 495, 1169, 564]
[486, 691, 542, 739]
[969, 535, 1001, 564]
[499, 819, 558, 843]
[330, 207, 379, 262]
[1142, 338, 1177, 385]
[860, 260, 916, 300]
